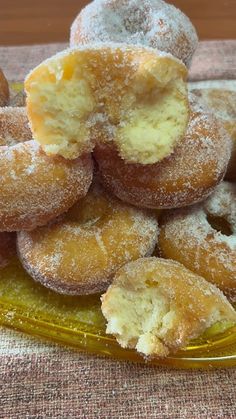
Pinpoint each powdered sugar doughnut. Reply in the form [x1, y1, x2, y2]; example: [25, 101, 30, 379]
[17, 182, 159, 295]
[70, 0, 198, 67]
[25, 44, 189, 165]
[0, 232, 16, 267]
[0, 69, 9, 106]
[159, 182, 236, 301]
[0, 107, 93, 231]
[0, 107, 31, 146]
[101, 257, 236, 358]
[95, 94, 232, 209]
[191, 88, 236, 181]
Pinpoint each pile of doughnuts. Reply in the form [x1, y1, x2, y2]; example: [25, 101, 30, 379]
[1, 0, 236, 359]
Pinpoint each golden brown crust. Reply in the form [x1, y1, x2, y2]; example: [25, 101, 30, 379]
[0, 69, 9, 107]
[101, 257, 236, 357]
[191, 88, 236, 181]
[0, 107, 93, 231]
[0, 107, 32, 145]
[94, 94, 232, 209]
[159, 182, 236, 301]
[17, 183, 159, 295]
[70, 0, 198, 67]
[25, 44, 188, 165]
[0, 232, 16, 267]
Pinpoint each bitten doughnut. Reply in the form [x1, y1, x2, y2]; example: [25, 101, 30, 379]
[0, 107, 93, 231]
[0, 69, 9, 106]
[159, 182, 236, 301]
[191, 88, 236, 181]
[101, 257, 236, 358]
[70, 0, 198, 67]
[17, 182, 159, 295]
[95, 94, 232, 209]
[25, 44, 189, 164]
[0, 233, 16, 267]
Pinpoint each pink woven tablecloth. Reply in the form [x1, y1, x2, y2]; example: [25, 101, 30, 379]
[0, 40, 236, 419]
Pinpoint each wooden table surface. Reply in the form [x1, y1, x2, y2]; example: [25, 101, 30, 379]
[1, 0, 236, 46]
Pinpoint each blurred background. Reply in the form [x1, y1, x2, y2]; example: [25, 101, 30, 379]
[1, 0, 236, 45]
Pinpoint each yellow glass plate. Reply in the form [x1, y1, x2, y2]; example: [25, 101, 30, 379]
[0, 258, 236, 369]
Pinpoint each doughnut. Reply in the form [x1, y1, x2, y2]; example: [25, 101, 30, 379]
[191, 88, 236, 181]
[0, 68, 9, 106]
[94, 93, 232, 209]
[0, 233, 16, 267]
[25, 44, 189, 164]
[17, 182, 159, 295]
[0, 106, 31, 146]
[70, 0, 198, 67]
[101, 257, 236, 358]
[159, 182, 236, 301]
[0, 107, 93, 231]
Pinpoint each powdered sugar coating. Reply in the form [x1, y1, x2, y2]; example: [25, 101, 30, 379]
[0, 232, 16, 267]
[70, 0, 198, 67]
[190, 88, 236, 182]
[95, 93, 232, 209]
[191, 89, 236, 125]
[101, 257, 236, 357]
[26, 42, 184, 81]
[17, 182, 159, 295]
[159, 182, 236, 300]
[0, 107, 32, 146]
[25, 43, 188, 164]
[0, 108, 93, 231]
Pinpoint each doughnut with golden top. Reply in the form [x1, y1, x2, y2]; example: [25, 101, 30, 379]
[191, 88, 236, 181]
[159, 182, 236, 301]
[17, 182, 159, 295]
[0, 107, 93, 231]
[70, 0, 198, 67]
[101, 257, 236, 358]
[25, 44, 189, 165]
[95, 94, 232, 209]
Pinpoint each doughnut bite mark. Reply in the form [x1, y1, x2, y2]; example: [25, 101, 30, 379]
[17, 183, 159, 295]
[159, 182, 236, 301]
[0, 69, 9, 106]
[191, 88, 236, 181]
[25, 44, 188, 164]
[95, 94, 231, 209]
[0, 233, 16, 268]
[101, 257, 236, 358]
[0, 107, 93, 231]
[70, 0, 198, 67]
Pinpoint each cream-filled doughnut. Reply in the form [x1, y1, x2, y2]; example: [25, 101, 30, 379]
[101, 257, 236, 358]
[95, 94, 231, 209]
[159, 182, 236, 301]
[25, 44, 189, 164]
[17, 182, 159, 295]
[0, 107, 93, 231]
[70, 0, 198, 67]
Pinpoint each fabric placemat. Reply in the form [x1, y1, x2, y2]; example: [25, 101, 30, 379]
[0, 40, 236, 418]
